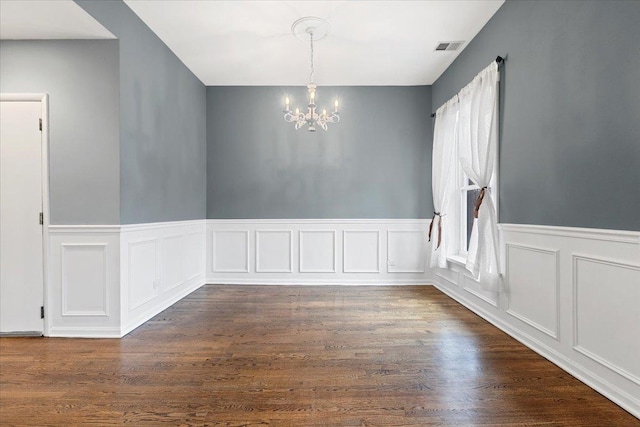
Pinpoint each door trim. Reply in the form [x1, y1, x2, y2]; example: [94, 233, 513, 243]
[1, 93, 50, 336]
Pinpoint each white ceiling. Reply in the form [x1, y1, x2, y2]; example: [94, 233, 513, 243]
[0, 0, 115, 40]
[0, 0, 504, 86]
[123, 0, 504, 86]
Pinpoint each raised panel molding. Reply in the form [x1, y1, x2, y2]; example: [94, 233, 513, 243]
[212, 230, 249, 273]
[505, 243, 559, 339]
[61, 243, 108, 317]
[48, 221, 206, 338]
[47, 227, 120, 338]
[343, 230, 380, 273]
[128, 239, 159, 311]
[185, 232, 203, 280]
[163, 235, 185, 292]
[207, 220, 431, 284]
[299, 230, 336, 273]
[256, 230, 293, 273]
[387, 230, 425, 273]
[461, 273, 498, 308]
[573, 255, 640, 386]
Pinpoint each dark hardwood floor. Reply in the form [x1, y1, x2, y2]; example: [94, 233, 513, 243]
[1, 285, 638, 426]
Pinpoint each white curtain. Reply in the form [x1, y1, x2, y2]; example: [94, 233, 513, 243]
[457, 61, 500, 284]
[428, 97, 458, 268]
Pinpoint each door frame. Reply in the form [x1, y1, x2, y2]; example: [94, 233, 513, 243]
[1, 93, 50, 336]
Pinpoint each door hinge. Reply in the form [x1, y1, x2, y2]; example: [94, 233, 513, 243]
[39, 118, 42, 131]
[41, 306, 45, 319]
[39, 212, 44, 225]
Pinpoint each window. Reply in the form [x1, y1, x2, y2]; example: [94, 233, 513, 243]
[451, 151, 498, 260]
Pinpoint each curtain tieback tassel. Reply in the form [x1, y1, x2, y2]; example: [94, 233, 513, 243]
[473, 187, 488, 219]
[428, 212, 444, 249]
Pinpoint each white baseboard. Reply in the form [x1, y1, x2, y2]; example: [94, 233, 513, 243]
[121, 276, 206, 336]
[207, 279, 432, 286]
[433, 223, 640, 419]
[47, 326, 122, 338]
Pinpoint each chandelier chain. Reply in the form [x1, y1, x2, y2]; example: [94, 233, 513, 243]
[309, 32, 314, 83]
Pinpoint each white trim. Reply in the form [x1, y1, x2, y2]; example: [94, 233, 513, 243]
[572, 254, 640, 387]
[120, 219, 204, 233]
[432, 280, 640, 419]
[60, 243, 109, 317]
[299, 230, 337, 273]
[120, 278, 205, 337]
[342, 230, 381, 273]
[209, 218, 429, 225]
[48, 326, 122, 339]
[500, 223, 640, 245]
[505, 243, 560, 340]
[212, 229, 250, 273]
[461, 278, 498, 308]
[255, 229, 294, 273]
[434, 222, 640, 418]
[207, 280, 432, 286]
[0, 93, 48, 102]
[49, 225, 121, 234]
[127, 238, 159, 311]
[387, 230, 426, 273]
[1, 93, 51, 336]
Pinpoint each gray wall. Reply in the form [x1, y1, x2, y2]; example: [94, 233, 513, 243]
[1, 40, 120, 225]
[207, 86, 432, 219]
[433, 0, 640, 231]
[75, 0, 206, 224]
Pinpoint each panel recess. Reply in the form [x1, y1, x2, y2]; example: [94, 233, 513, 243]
[213, 230, 249, 273]
[506, 244, 559, 339]
[61, 244, 107, 316]
[387, 230, 425, 273]
[256, 230, 292, 273]
[343, 230, 380, 273]
[300, 230, 336, 273]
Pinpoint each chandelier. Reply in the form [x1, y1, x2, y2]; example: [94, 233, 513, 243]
[283, 17, 340, 132]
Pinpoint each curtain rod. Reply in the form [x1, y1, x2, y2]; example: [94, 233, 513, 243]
[430, 56, 504, 118]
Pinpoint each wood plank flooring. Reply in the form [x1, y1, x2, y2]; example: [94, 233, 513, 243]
[1, 285, 638, 426]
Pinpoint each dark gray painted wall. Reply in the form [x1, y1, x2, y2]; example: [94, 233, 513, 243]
[207, 86, 432, 219]
[1, 40, 120, 225]
[75, 0, 206, 224]
[433, 0, 640, 231]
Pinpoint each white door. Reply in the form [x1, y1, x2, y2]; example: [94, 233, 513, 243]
[0, 101, 44, 334]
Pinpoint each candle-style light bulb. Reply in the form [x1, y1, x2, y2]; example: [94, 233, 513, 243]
[285, 96, 290, 110]
[295, 107, 300, 115]
[323, 108, 327, 116]
[334, 99, 339, 112]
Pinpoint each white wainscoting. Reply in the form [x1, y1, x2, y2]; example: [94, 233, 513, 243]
[207, 219, 431, 285]
[47, 220, 206, 338]
[48, 226, 121, 337]
[432, 223, 640, 418]
[120, 220, 206, 336]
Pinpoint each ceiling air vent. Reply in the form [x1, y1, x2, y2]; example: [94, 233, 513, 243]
[435, 41, 464, 52]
